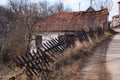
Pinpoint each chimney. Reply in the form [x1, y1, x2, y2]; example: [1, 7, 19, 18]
[118, 1, 120, 17]
[101, 6, 104, 10]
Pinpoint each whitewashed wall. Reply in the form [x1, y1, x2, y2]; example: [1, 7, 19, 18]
[112, 18, 120, 27]
[29, 35, 37, 54]
[42, 33, 59, 44]
[30, 32, 64, 53]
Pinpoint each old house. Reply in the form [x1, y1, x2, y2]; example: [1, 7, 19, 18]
[112, 1, 120, 27]
[30, 7, 109, 52]
[112, 15, 120, 27]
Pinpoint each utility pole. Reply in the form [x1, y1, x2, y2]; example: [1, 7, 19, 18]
[118, 1, 120, 23]
[118, 2, 120, 17]
[90, 0, 93, 7]
[79, 2, 81, 11]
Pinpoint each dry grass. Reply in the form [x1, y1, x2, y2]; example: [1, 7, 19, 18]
[0, 32, 113, 80]
[47, 32, 113, 80]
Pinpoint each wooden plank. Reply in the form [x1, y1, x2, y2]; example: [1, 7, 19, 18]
[15, 57, 24, 67]
[29, 53, 34, 60]
[54, 38, 65, 50]
[48, 41, 61, 53]
[20, 55, 37, 75]
[46, 41, 59, 53]
[40, 49, 53, 65]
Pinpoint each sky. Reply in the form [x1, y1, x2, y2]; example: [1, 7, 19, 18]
[0, 0, 119, 20]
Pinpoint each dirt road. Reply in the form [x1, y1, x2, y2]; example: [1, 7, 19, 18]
[106, 28, 120, 80]
[71, 39, 112, 80]
[71, 28, 120, 80]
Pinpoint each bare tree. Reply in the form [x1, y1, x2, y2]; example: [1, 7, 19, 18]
[54, 1, 72, 13]
[38, 1, 72, 17]
[0, 0, 72, 79]
[0, 0, 72, 63]
[38, 1, 50, 17]
[0, 0, 40, 61]
[93, 0, 113, 11]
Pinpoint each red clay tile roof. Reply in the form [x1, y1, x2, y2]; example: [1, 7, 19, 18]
[112, 15, 120, 18]
[34, 8, 108, 32]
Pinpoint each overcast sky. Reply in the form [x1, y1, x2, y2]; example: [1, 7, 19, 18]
[0, 0, 119, 20]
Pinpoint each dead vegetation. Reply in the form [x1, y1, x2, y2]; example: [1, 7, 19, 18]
[0, 0, 115, 80]
[0, 0, 73, 80]
[42, 32, 113, 80]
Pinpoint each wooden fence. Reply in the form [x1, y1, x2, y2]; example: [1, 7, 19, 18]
[15, 27, 105, 78]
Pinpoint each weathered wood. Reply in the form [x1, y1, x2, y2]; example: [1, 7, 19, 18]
[15, 27, 106, 78]
[53, 38, 65, 50]
[15, 56, 24, 67]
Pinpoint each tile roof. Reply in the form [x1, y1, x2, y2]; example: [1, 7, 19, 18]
[112, 15, 120, 18]
[34, 8, 108, 32]
[86, 6, 95, 12]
